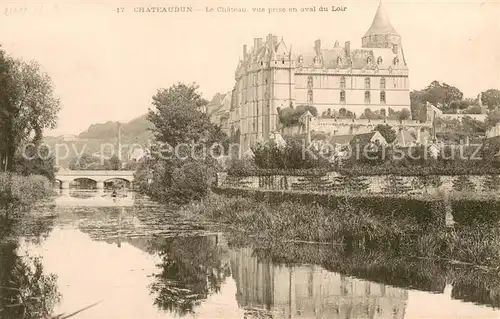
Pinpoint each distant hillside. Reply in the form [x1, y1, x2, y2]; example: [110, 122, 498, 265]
[43, 114, 155, 168]
[79, 114, 154, 140]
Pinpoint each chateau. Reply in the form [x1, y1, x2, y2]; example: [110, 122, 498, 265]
[209, 1, 412, 150]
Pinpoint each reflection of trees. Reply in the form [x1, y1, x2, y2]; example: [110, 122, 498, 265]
[0, 217, 60, 319]
[148, 235, 231, 316]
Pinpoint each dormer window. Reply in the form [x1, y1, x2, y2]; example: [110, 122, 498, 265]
[377, 57, 383, 65]
[337, 57, 342, 65]
[393, 57, 399, 66]
[367, 57, 372, 64]
[298, 55, 303, 63]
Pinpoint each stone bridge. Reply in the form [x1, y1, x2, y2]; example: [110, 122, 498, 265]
[55, 170, 135, 189]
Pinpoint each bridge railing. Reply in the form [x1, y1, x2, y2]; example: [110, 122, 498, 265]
[56, 170, 136, 176]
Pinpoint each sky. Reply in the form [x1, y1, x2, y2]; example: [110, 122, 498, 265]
[0, 0, 499, 136]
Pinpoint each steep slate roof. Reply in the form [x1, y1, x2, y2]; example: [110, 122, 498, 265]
[364, 1, 399, 37]
[295, 46, 403, 70]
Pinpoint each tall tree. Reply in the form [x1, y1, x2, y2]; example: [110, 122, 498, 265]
[0, 53, 60, 172]
[481, 89, 500, 110]
[410, 81, 464, 111]
[147, 82, 213, 147]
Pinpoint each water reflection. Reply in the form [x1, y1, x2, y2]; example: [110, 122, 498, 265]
[149, 235, 231, 316]
[231, 247, 407, 319]
[0, 217, 60, 319]
[8, 191, 500, 318]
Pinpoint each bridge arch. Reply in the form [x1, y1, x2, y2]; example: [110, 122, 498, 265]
[55, 170, 135, 190]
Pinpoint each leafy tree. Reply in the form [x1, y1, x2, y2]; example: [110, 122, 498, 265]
[278, 105, 317, 127]
[338, 107, 354, 119]
[13, 143, 57, 180]
[374, 124, 397, 143]
[359, 108, 385, 120]
[69, 153, 99, 170]
[0, 52, 60, 172]
[147, 82, 217, 148]
[481, 89, 500, 110]
[398, 108, 411, 121]
[105, 155, 122, 170]
[410, 102, 428, 123]
[487, 109, 500, 128]
[136, 82, 228, 203]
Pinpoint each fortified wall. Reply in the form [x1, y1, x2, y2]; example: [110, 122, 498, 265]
[217, 172, 497, 196]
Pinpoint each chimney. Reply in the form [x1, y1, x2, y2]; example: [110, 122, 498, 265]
[117, 122, 122, 163]
[314, 39, 321, 55]
[254, 38, 263, 50]
[243, 45, 247, 60]
[344, 41, 351, 57]
[273, 35, 278, 45]
[266, 33, 274, 48]
[392, 44, 399, 54]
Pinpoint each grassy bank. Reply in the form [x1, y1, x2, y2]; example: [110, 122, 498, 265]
[0, 173, 53, 213]
[182, 193, 500, 268]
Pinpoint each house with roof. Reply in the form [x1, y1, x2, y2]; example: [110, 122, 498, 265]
[393, 129, 430, 147]
[310, 131, 387, 161]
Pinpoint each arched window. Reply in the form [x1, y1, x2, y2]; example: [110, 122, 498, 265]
[393, 57, 399, 66]
[364, 77, 371, 89]
[307, 75, 313, 88]
[298, 56, 304, 64]
[307, 89, 313, 103]
[337, 57, 342, 65]
[340, 76, 346, 89]
[367, 56, 372, 64]
[380, 77, 386, 89]
[377, 57, 383, 65]
[364, 91, 371, 104]
[340, 90, 346, 104]
[380, 91, 386, 104]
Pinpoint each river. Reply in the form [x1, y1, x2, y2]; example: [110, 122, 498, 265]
[1, 190, 500, 319]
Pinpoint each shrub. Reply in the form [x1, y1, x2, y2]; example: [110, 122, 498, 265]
[0, 173, 52, 210]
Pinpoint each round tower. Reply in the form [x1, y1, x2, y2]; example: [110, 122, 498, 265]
[362, 0, 401, 50]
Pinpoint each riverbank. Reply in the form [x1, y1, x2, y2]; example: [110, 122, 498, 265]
[182, 192, 500, 268]
[0, 173, 53, 214]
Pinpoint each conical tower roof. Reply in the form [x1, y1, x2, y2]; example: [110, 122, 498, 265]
[364, 1, 399, 37]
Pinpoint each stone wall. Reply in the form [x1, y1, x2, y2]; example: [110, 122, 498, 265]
[217, 172, 497, 196]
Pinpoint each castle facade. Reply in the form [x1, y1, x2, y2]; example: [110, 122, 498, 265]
[227, 1, 411, 150]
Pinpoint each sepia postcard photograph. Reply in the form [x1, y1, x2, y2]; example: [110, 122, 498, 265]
[0, 0, 499, 318]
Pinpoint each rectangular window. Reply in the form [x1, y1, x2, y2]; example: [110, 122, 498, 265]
[340, 76, 346, 89]
[340, 90, 346, 104]
[364, 91, 371, 104]
[307, 89, 314, 104]
[380, 91, 386, 104]
[380, 77, 386, 89]
[365, 77, 371, 89]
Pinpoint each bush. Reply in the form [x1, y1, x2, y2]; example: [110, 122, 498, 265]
[251, 137, 331, 170]
[167, 160, 216, 204]
[0, 173, 52, 210]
